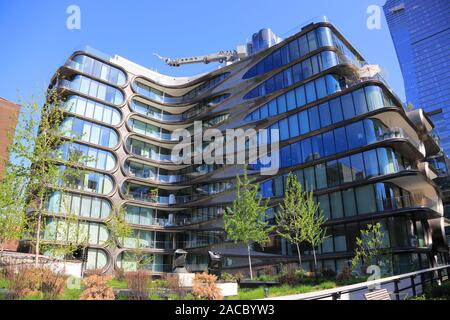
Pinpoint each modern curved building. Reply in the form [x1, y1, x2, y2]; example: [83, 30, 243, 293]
[41, 19, 449, 276]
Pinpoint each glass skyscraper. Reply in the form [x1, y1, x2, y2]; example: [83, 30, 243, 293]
[383, 0, 450, 154]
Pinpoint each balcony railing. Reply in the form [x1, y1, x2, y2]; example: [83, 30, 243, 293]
[375, 127, 423, 152]
[374, 193, 436, 213]
[123, 240, 173, 250]
[123, 191, 202, 205]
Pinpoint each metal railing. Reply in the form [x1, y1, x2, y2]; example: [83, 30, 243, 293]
[261, 264, 450, 300]
[375, 127, 423, 151]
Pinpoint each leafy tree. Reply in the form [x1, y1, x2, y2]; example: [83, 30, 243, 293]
[351, 223, 386, 272]
[106, 206, 154, 271]
[223, 169, 274, 280]
[0, 167, 27, 257]
[106, 204, 132, 248]
[275, 173, 307, 268]
[8, 89, 90, 266]
[301, 190, 327, 275]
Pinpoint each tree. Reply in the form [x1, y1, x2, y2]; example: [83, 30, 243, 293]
[223, 169, 274, 280]
[351, 223, 386, 272]
[275, 173, 307, 268]
[106, 204, 132, 248]
[301, 190, 327, 275]
[8, 89, 90, 266]
[0, 167, 27, 257]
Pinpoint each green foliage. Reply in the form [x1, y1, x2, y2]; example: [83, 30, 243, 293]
[275, 173, 308, 267]
[106, 205, 132, 247]
[0, 167, 27, 254]
[7, 89, 93, 263]
[424, 281, 450, 299]
[224, 169, 274, 246]
[299, 186, 327, 272]
[219, 272, 237, 283]
[351, 223, 385, 270]
[224, 169, 274, 279]
[107, 278, 127, 289]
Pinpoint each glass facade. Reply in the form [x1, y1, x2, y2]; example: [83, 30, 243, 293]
[384, 0, 450, 154]
[40, 21, 445, 274]
[46, 191, 111, 219]
[58, 142, 116, 171]
[64, 95, 121, 126]
[62, 117, 119, 148]
[59, 75, 124, 105]
[71, 54, 126, 86]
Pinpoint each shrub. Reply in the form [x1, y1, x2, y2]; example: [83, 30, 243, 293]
[219, 272, 237, 283]
[320, 268, 337, 279]
[336, 267, 353, 283]
[192, 272, 223, 300]
[234, 272, 245, 283]
[124, 271, 150, 300]
[6, 266, 66, 300]
[165, 274, 185, 299]
[83, 268, 104, 277]
[425, 281, 450, 299]
[278, 270, 297, 286]
[80, 275, 115, 300]
[114, 268, 125, 281]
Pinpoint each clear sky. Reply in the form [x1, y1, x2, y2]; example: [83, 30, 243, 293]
[0, 0, 404, 105]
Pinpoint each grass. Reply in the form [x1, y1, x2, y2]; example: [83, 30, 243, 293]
[0, 276, 9, 289]
[60, 287, 83, 300]
[227, 280, 338, 300]
[107, 278, 127, 289]
[227, 275, 369, 300]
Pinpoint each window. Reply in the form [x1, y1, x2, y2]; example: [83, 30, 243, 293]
[298, 35, 309, 56]
[330, 192, 344, 219]
[334, 127, 348, 153]
[319, 102, 331, 127]
[288, 39, 300, 61]
[292, 63, 303, 83]
[277, 95, 287, 114]
[307, 31, 318, 51]
[377, 148, 396, 175]
[326, 160, 340, 187]
[301, 138, 313, 162]
[302, 59, 313, 79]
[315, 77, 327, 99]
[316, 164, 328, 189]
[365, 86, 384, 111]
[318, 194, 330, 220]
[363, 149, 379, 178]
[356, 184, 377, 214]
[291, 142, 302, 165]
[298, 110, 310, 134]
[288, 115, 299, 138]
[308, 107, 320, 131]
[295, 86, 307, 107]
[322, 131, 336, 156]
[286, 90, 297, 111]
[339, 157, 353, 183]
[311, 135, 324, 159]
[343, 189, 357, 217]
[352, 88, 368, 115]
[305, 82, 317, 103]
[304, 166, 316, 191]
[341, 93, 355, 120]
[350, 153, 365, 181]
[329, 98, 343, 124]
[281, 146, 292, 168]
[346, 121, 366, 148]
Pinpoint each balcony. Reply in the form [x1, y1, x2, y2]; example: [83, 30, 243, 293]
[375, 127, 424, 154]
[123, 191, 197, 205]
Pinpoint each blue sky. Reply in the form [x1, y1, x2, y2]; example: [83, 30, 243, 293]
[0, 0, 404, 105]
